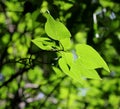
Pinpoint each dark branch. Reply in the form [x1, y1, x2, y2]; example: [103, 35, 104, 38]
[0, 66, 29, 88]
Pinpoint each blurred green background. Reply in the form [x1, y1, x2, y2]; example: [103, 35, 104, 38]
[0, 0, 120, 109]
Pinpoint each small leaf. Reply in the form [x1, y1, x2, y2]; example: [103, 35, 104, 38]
[45, 14, 71, 40]
[32, 37, 60, 50]
[52, 66, 64, 77]
[61, 52, 74, 66]
[60, 38, 71, 50]
[75, 44, 110, 72]
[59, 57, 81, 82]
[58, 52, 84, 82]
[31, 9, 40, 21]
[58, 55, 85, 82]
[58, 52, 73, 74]
[59, 57, 70, 74]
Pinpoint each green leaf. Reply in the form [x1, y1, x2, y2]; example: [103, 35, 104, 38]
[59, 51, 102, 82]
[52, 66, 64, 77]
[60, 38, 72, 50]
[58, 52, 73, 75]
[75, 44, 110, 72]
[62, 52, 74, 66]
[58, 56, 83, 82]
[70, 59, 101, 79]
[58, 52, 73, 66]
[32, 37, 60, 50]
[59, 56, 70, 74]
[45, 14, 71, 40]
[31, 9, 40, 21]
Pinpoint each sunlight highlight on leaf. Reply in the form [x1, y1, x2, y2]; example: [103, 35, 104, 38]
[45, 14, 71, 40]
[75, 44, 110, 72]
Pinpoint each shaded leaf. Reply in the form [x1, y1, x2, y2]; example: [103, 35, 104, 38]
[32, 37, 60, 50]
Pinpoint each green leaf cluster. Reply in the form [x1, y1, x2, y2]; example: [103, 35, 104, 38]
[1, 0, 120, 108]
[32, 14, 110, 82]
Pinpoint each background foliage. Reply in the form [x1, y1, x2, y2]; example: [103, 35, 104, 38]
[0, 0, 120, 109]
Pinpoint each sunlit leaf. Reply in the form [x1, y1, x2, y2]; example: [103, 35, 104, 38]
[75, 44, 110, 72]
[45, 14, 71, 40]
[59, 51, 102, 81]
[60, 38, 72, 50]
[61, 52, 74, 66]
[70, 58, 101, 79]
[59, 56, 70, 74]
[52, 66, 63, 77]
[58, 56, 84, 82]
